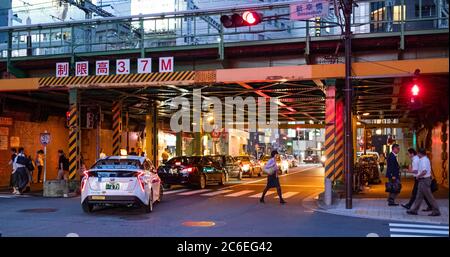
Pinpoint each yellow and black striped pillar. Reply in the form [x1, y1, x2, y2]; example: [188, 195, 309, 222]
[145, 102, 158, 166]
[334, 97, 345, 181]
[68, 89, 79, 180]
[324, 86, 336, 180]
[112, 101, 123, 156]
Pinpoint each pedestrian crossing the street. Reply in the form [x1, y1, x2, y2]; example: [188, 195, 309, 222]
[164, 188, 303, 200]
[389, 223, 449, 237]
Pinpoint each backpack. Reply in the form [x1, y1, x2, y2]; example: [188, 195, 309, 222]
[26, 158, 35, 171]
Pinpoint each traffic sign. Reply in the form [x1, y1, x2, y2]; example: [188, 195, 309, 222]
[40, 133, 51, 146]
[290, 0, 330, 20]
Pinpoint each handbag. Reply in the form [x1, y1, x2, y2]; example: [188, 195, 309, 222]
[430, 169, 439, 192]
[263, 162, 275, 175]
[385, 180, 402, 193]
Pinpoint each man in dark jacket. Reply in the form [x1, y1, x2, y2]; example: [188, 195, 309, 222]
[386, 144, 401, 206]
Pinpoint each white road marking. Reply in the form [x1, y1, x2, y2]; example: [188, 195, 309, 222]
[178, 189, 212, 196]
[249, 191, 275, 198]
[66, 233, 79, 237]
[164, 189, 190, 195]
[389, 228, 449, 235]
[225, 190, 254, 197]
[390, 234, 433, 237]
[366, 233, 379, 237]
[201, 190, 233, 196]
[389, 223, 448, 230]
[275, 192, 299, 199]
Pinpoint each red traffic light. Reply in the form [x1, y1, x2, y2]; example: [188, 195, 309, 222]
[411, 84, 420, 96]
[66, 111, 71, 119]
[220, 11, 262, 28]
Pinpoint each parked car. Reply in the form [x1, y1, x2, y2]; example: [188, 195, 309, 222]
[208, 155, 243, 180]
[157, 156, 226, 189]
[80, 155, 162, 213]
[303, 154, 320, 164]
[259, 155, 289, 174]
[356, 155, 381, 184]
[234, 155, 263, 177]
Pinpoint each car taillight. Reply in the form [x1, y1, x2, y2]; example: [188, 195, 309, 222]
[81, 171, 91, 192]
[181, 167, 196, 174]
[137, 171, 145, 192]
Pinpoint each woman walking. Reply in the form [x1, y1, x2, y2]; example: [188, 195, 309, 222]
[260, 150, 287, 204]
[12, 147, 30, 195]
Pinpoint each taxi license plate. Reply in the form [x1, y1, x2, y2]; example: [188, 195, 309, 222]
[91, 195, 105, 200]
[106, 182, 120, 190]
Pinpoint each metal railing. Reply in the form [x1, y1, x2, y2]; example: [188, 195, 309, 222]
[0, 0, 448, 60]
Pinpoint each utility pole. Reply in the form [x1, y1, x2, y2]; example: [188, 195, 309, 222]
[343, 0, 354, 209]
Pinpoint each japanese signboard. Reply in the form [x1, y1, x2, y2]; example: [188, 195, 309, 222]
[56, 62, 69, 77]
[290, 0, 330, 20]
[10, 136, 20, 148]
[0, 117, 13, 126]
[96, 60, 109, 76]
[137, 58, 152, 74]
[159, 57, 174, 72]
[0, 136, 8, 150]
[56, 57, 174, 77]
[0, 127, 9, 136]
[75, 61, 89, 76]
[116, 59, 130, 75]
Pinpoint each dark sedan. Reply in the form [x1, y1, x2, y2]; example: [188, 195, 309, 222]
[208, 155, 243, 180]
[157, 156, 226, 189]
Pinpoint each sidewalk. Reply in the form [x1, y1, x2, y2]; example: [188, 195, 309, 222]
[0, 183, 43, 196]
[305, 176, 449, 225]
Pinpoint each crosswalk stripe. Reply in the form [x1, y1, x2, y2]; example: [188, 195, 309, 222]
[390, 234, 433, 237]
[275, 192, 299, 199]
[389, 228, 449, 235]
[164, 189, 190, 195]
[201, 190, 234, 196]
[389, 223, 448, 230]
[178, 189, 212, 196]
[225, 190, 254, 197]
[249, 191, 275, 198]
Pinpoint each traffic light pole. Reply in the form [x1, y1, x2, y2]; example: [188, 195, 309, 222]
[343, 0, 354, 209]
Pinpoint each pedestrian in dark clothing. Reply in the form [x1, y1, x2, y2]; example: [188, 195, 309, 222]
[402, 148, 432, 210]
[386, 144, 401, 206]
[13, 147, 30, 194]
[57, 150, 69, 180]
[260, 150, 286, 204]
[129, 148, 137, 156]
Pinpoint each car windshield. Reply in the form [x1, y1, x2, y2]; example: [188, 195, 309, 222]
[235, 156, 250, 161]
[92, 159, 141, 170]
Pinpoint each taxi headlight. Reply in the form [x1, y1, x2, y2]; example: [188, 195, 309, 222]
[242, 164, 250, 171]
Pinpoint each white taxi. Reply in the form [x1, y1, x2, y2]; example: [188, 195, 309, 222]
[81, 155, 162, 213]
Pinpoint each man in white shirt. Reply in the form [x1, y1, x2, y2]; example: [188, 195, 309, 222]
[402, 148, 432, 210]
[407, 148, 441, 216]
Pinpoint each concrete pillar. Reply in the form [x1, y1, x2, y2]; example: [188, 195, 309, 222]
[68, 88, 79, 180]
[145, 102, 158, 165]
[176, 132, 183, 156]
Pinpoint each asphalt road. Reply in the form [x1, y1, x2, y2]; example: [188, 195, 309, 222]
[0, 165, 394, 237]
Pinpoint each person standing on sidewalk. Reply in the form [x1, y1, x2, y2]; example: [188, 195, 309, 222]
[402, 148, 432, 211]
[57, 150, 69, 181]
[386, 144, 401, 206]
[35, 150, 44, 183]
[12, 147, 30, 194]
[260, 150, 287, 204]
[407, 148, 441, 217]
